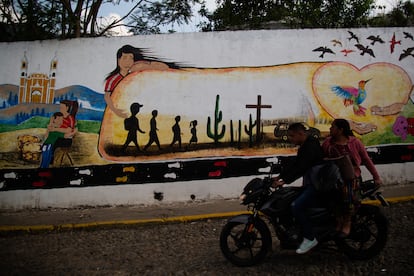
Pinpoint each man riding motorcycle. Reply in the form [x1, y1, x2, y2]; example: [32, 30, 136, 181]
[220, 122, 388, 266]
[272, 122, 324, 254]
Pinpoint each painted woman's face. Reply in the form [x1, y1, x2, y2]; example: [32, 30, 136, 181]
[59, 103, 68, 114]
[118, 53, 134, 74]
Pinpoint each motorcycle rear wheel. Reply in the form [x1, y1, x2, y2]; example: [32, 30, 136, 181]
[336, 204, 388, 260]
[220, 219, 272, 266]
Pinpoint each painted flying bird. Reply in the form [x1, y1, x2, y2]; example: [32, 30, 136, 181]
[331, 39, 342, 47]
[348, 31, 360, 43]
[340, 49, 354, 56]
[331, 79, 371, 116]
[355, 44, 375, 57]
[390, 33, 401, 53]
[313, 46, 335, 58]
[399, 47, 414, 61]
[367, 35, 385, 45]
[403, 32, 413, 40]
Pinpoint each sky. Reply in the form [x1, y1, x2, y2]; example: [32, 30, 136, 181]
[98, 0, 400, 36]
[98, 0, 218, 35]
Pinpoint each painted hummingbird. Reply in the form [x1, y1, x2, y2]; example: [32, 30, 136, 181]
[331, 79, 371, 116]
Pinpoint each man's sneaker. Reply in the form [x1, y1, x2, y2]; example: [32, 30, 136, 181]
[296, 238, 318, 254]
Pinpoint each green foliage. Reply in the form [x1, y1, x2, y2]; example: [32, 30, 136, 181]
[3, 0, 412, 40]
[287, 0, 376, 28]
[130, 0, 204, 35]
[362, 97, 414, 145]
[1, 0, 205, 41]
[207, 94, 226, 144]
[361, 124, 414, 146]
[369, 1, 414, 27]
[203, 0, 290, 31]
[0, 116, 101, 134]
[0, 0, 62, 41]
[0, 116, 49, 132]
[201, 0, 412, 30]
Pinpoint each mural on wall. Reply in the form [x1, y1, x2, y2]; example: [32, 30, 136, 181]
[0, 28, 413, 191]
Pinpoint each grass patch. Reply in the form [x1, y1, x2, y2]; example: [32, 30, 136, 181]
[361, 124, 414, 146]
[77, 120, 101, 134]
[0, 117, 101, 134]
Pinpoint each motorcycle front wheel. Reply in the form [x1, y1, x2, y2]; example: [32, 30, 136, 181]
[220, 218, 272, 266]
[336, 204, 388, 260]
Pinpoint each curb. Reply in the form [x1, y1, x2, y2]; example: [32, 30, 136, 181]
[0, 211, 249, 234]
[1, 196, 413, 234]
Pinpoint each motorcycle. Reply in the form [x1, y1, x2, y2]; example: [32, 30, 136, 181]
[220, 161, 389, 267]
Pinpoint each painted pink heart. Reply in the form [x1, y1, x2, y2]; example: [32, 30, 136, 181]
[312, 62, 412, 131]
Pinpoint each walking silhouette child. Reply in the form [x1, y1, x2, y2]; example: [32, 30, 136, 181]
[122, 103, 145, 153]
[170, 115, 182, 149]
[144, 110, 161, 151]
[188, 120, 198, 147]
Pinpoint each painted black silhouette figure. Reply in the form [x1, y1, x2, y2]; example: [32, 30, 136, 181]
[347, 31, 360, 43]
[399, 47, 414, 61]
[144, 110, 161, 151]
[188, 120, 198, 147]
[403, 31, 413, 40]
[313, 46, 335, 58]
[122, 102, 145, 153]
[355, 44, 375, 57]
[367, 35, 385, 45]
[170, 115, 182, 149]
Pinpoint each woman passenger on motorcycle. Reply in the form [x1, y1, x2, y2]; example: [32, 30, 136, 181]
[272, 122, 324, 254]
[322, 118, 382, 237]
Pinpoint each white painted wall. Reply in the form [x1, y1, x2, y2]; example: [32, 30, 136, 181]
[1, 28, 414, 209]
[2, 28, 413, 93]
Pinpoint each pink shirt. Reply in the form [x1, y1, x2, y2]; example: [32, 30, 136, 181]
[322, 136, 380, 180]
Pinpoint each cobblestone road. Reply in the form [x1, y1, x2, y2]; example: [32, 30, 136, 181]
[1, 201, 413, 275]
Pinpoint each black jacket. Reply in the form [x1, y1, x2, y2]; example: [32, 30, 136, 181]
[279, 136, 324, 184]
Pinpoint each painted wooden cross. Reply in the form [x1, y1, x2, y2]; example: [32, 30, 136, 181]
[246, 95, 272, 143]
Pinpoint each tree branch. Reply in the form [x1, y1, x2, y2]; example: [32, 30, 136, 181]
[97, 0, 145, 36]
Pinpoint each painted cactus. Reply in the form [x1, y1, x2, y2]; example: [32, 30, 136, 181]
[207, 94, 226, 144]
[244, 114, 257, 147]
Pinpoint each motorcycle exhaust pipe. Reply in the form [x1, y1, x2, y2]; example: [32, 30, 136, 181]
[375, 192, 390, 207]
